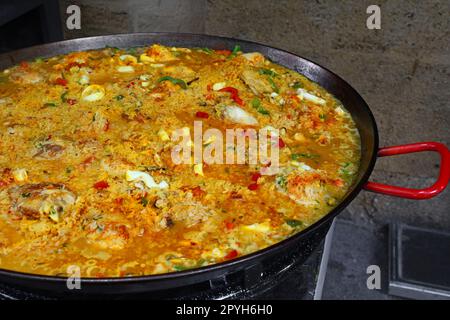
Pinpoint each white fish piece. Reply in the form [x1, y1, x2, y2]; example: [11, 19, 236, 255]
[223, 105, 258, 125]
[126, 170, 169, 189]
[296, 88, 326, 105]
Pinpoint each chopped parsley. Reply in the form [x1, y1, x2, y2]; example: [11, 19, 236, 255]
[285, 219, 303, 228]
[141, 197, 149, 207]
[251, 98, 270, 115]
[228, 45, 241, 59]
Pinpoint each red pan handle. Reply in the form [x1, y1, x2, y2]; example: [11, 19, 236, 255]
[364, 142, 450, 199]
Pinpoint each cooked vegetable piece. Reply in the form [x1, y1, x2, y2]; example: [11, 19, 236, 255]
[157, 76, 187, 89]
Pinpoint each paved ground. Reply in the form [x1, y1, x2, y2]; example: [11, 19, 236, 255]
[58, 0, 450, 299]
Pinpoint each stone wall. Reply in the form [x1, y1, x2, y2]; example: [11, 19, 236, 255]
[59, 0, 206, 38]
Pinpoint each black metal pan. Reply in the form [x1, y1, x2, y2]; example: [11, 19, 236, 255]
[0, 33, 448, 297]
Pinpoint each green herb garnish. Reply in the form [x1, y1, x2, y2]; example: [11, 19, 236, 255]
[157, 76, 187, 89]
[105, 45, 120, 55]
[258, 68, 279, 93]
[141, 197, 149, 207]
[291, 81, 303, 89]
[200, 47, 214, 54]
[251, 98, 270, 115]
[115, 94, 124, 101]
[173, 265, 191, 271]
[126, 47, 137, 55]
[267, 77, 279, 93]
[61, 91, 68, 102]
[340, 162, 354, 183]
[275, 175, 287, 191]
[259, 68, 278, 77]
[228, 45, 241, 59]
[285, 219, 302, 228]
[65, 166, 74, 174]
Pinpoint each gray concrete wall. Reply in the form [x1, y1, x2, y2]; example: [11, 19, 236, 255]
[59, 0, 206, 38]
[58, 0, 449, 231]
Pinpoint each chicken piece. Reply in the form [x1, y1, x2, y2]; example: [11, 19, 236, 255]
[163, 201, 213, 228]
[10, 71, 43, 84]
[83, 210, 130, 250]
[156, 192, 214, 229]
[240, 68, 272, 95]
[286, 171, 326, 206]
[33, 142, 65, 159]
[241, 52, 266, 67]
[86, 222, 130, 250]
[92, 111, 109, 133]
[275, 164, 327, 207]
[8, 183, 77, 222]
[162, 65, 197, 83]
[145, 44, 178, 62]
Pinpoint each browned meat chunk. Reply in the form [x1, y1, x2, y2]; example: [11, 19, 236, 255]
[8, 183, 76, 222]
[239, 68, 272, 95]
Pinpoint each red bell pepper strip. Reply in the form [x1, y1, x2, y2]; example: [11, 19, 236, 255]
[248, 183, 258, 191]
[251, 172, 261, 182]
[224, 249, 238, 260]
[215, 49, 232, 56]
[55, 78, 68, 86]
[225, 221, 235, 230]
[195, 111, 209, 119]
[93, 180, 109, 190]
[219, 87, 244, 106]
